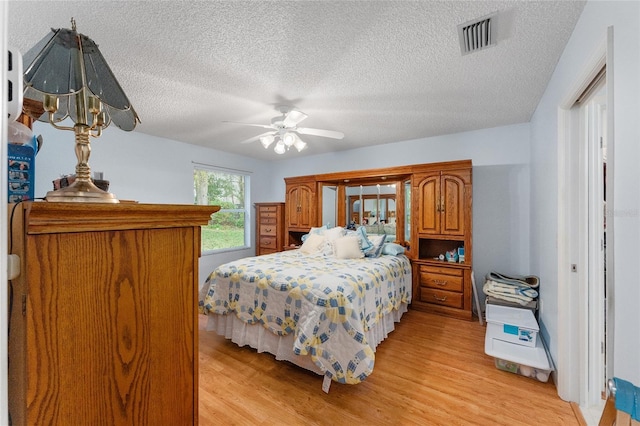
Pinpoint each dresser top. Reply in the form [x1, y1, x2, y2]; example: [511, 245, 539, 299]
[12, 201, 220, 234]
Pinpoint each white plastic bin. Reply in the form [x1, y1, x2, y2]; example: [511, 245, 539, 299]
[485, 323, 554, 382]
[485, 304, 539, 347]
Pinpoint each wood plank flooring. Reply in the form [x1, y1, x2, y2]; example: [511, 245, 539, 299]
[198, 309, 584, 425]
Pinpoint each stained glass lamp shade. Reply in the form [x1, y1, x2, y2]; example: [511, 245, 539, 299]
[22, 19, 140, 202]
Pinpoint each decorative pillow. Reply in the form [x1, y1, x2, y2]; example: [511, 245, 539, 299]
[309, 225, 328, 235]
[299, 233, 325, 254]
[323, 226, 345, 241]
[364, 234, 386, 258]
[332, 236, 364, 259]
[381, 243, 405, 255]
[320, 226, 346, 256]
[302, 225, 328, 242]
[354, 226, 373, 251]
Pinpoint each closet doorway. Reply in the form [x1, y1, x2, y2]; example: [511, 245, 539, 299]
[557, 35, 612, 420]
[577, 72, 608, 410]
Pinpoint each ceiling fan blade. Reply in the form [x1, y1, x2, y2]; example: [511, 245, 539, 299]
[240, 131, 275, 144]
[282, 110, 308, 127]
[223, 121, 274, 130]
[296, 127, 345, 139]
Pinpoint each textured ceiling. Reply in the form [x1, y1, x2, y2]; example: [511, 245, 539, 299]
[8, 1, 585, 161]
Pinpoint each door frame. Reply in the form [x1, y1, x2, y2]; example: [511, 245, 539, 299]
[1, 2, 10, 423]
[556, 27, 614, 407]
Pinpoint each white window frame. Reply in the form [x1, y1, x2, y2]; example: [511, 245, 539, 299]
[193, 163, 251, 254]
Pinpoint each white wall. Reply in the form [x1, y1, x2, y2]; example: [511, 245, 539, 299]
[272, 123, 533, 301]
[530, 0, 640, 386]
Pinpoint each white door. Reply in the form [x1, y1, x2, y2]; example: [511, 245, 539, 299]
[579, 79, 608, 408]
[557, 33, 613, 422]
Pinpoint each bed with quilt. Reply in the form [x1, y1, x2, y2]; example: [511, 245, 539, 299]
[198, 225, 412, 386]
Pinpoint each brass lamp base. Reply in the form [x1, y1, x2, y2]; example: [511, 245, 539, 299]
[46, 179, 119, 203]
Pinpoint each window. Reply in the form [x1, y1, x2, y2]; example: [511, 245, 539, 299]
[194, 165, 250, 252]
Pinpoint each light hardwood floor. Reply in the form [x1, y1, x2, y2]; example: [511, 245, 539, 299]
[198, 310, 585, 425]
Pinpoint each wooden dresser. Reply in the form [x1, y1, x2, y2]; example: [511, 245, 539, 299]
[8, 202, 219, 425]
[411, 161, 473, 320]
[255, 202, 285, 255]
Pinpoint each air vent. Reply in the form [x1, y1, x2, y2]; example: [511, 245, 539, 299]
[458, 13, 496, 55]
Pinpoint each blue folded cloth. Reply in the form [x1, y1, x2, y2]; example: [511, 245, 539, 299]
[613, 377, 639, 421]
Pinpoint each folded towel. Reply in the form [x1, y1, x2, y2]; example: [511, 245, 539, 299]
[486, 271, 540, 289]
[483, 280, 538, 306]
[484, 280, 538, 298]
[614, 377, 639, 421]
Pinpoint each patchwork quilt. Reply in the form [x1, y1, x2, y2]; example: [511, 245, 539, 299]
[199, 250, 412, 384]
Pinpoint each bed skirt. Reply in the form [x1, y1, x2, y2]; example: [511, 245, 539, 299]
[203, 302, 409, 377]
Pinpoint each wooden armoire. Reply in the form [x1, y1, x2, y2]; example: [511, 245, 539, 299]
[8, 202, 219, 425]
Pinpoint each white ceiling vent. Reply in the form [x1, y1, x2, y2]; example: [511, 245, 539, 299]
[458, 12, 497, 56]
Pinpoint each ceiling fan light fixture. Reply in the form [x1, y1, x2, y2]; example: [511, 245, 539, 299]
[282, 131, 296, 147]
[260, 134, 274, 149]
[294, 138, 307, 152]
[274, 140, 286, 154]
[226, 107, 343, 156]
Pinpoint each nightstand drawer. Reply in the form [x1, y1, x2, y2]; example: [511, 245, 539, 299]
[419, 288, 464, 308]
[260, 206, 278, 213]
[259, 236, 276, 248]
[259, 224, 277, 236]
[420, 271, 463, 292]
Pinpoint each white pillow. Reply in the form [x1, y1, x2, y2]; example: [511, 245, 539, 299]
[323, 226, 345, 242]
[299, 233, 325, 254]
[309, 225, 328, 235]
[332, 236, 364, 259]
[320, 226, 347, 256]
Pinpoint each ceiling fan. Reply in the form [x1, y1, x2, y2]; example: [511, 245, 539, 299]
[224, 107, 345, 154]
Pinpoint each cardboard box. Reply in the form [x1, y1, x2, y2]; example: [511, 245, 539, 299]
[485, 304, 539, 347]
[8, 144, 35, 202]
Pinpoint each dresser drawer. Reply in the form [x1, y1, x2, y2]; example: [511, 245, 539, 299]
[259, 224, 277, 236]
[259, 206, 278, 213]
[260, 216, 277, 225]
[260, 212, 278, 221]
[420, 271, 463, 292]
[420, 265, 463, 277]
[419, 288, 464, 308]
[259, 236, 276, 249]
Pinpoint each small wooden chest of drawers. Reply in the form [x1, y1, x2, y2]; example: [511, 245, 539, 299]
[255, 202, 285, 255]
[413, 262, 472, 320]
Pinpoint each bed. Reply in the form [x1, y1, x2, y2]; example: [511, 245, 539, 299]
[198, 231, 412, 385]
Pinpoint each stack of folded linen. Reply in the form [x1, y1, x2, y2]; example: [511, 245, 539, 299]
[483, 271, 539, 306]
